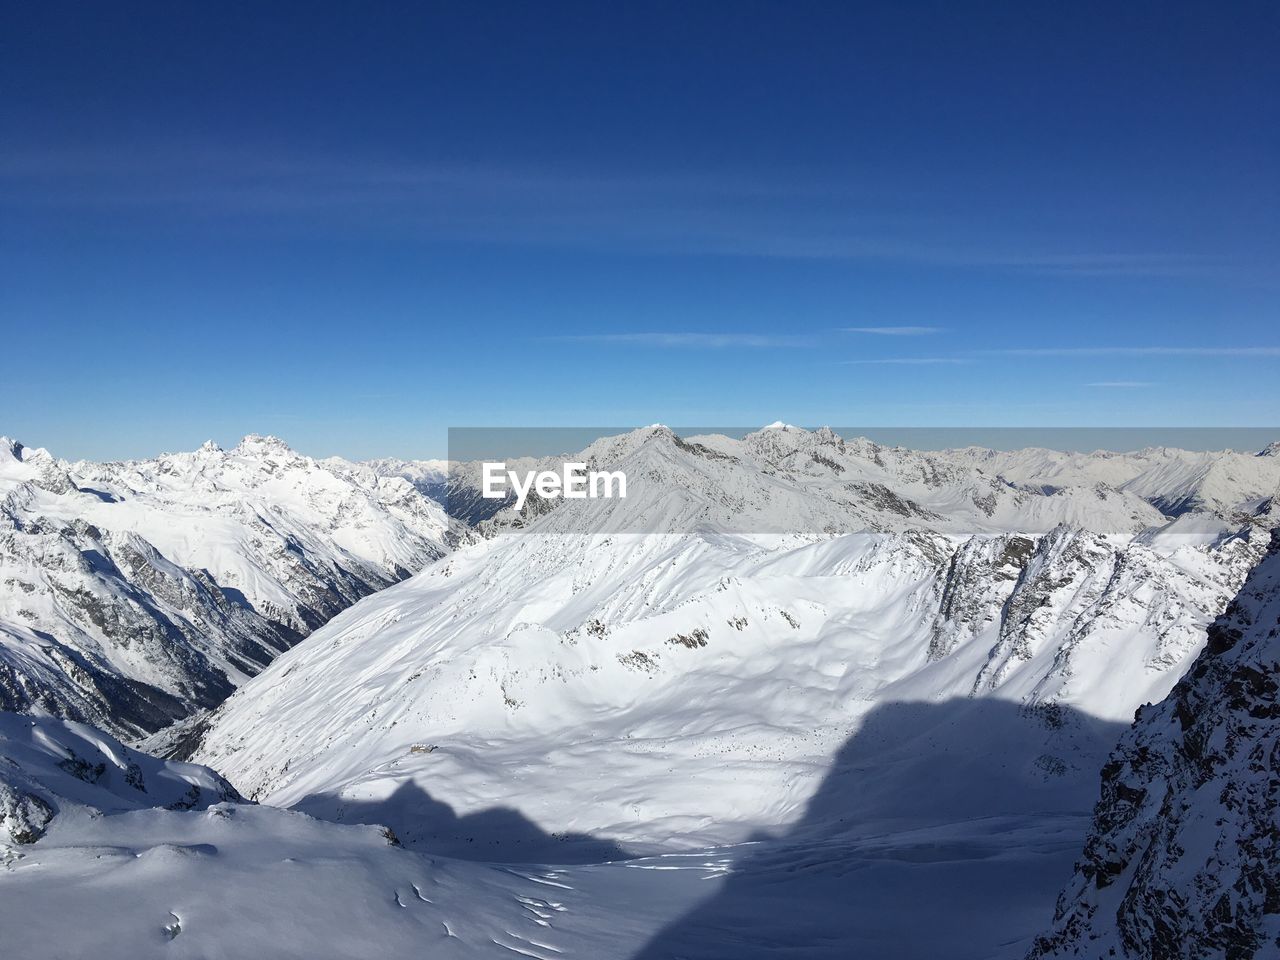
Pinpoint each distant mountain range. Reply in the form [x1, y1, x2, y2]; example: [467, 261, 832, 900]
[0, 434, 450, 738]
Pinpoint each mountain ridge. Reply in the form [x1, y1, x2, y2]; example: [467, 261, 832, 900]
[0, 434, 450, 739]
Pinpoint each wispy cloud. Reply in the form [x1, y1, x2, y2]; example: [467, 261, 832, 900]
[986, 346, 1280, 357]
[0, 141, 1233, 278]
[1085, 381, 1155, 388]
[551, 332, 814, 348]
[840, 357, 969, 365]
[841, 326, 943, 336]
[952, 252, 1220, 278]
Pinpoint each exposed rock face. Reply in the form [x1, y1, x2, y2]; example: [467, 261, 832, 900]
[924, 523, 1262, 708]
[931, 538, 1007, 659]
[1029, 530, 1280, 960]
[0, 779, 53, 844]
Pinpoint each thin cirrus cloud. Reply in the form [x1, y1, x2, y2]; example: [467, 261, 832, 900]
[550, 332, 815, 348]
[840, 326, 944, 336]
[983, 346, 1280, 357]
[840, 357, 969, 365]
[0, 142, 1229, 277]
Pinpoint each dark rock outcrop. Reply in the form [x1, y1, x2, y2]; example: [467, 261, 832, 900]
[1029, 531, 1280, 959]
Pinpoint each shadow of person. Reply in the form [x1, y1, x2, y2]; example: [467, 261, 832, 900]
[629, 697, 1128, 960]
[293, 778, 631, 864]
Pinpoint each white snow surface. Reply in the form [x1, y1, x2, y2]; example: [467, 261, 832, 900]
[178, 427, 1277, 956]
[5, 710, 1080, 960]
[6, 425, 1280, 959]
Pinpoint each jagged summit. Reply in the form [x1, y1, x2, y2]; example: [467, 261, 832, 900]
[0, 437, 51, 464]
[233, 433, 294, 455]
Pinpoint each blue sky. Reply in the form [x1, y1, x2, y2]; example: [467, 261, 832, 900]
[1, 1, 1277, 459]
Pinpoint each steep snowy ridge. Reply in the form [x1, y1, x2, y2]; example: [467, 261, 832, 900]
[1029, 529, 1280, 960]
[0, 435, 450, 738]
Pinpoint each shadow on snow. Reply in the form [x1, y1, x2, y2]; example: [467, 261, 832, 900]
[293, 778, 631, 864]
[628, 697, 1128, 960]
[289, 696, 1128, 956]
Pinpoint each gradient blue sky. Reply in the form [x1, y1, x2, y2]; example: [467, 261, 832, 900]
[1, 1, 1277, 459]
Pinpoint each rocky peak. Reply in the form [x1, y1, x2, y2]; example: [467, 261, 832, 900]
[0, 437, 53, 466]
[234, 434, 294, 457]
[1029, 528, 1280, 959]
[0, 437, 77, 496]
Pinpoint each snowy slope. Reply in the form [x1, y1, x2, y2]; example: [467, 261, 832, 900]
[17, 708, 1044, 960]
[1028, 530, 1280, 960]
[0, 710, 240, 845]
[0, 436, 450, 738]
[0, 709, 1137, 960]
[196, 427, 1267, 855]
[1, 710, 663, 960]
[8, 425, 1280, 960]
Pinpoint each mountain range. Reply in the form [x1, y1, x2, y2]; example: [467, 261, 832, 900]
[0, 435, 449, 738]
[2, 424, 1279, 958]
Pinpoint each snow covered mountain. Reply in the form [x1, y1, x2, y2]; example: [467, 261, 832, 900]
[195, 427, 1269, 855]
[373, 425, 1280, 536]
[1028, 529, 1280, 960]
[5, 424, 1280, 958]
[0, 436, 450, 739]
[360, 455, 451, 505]
[947, 442, 1280, 520]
